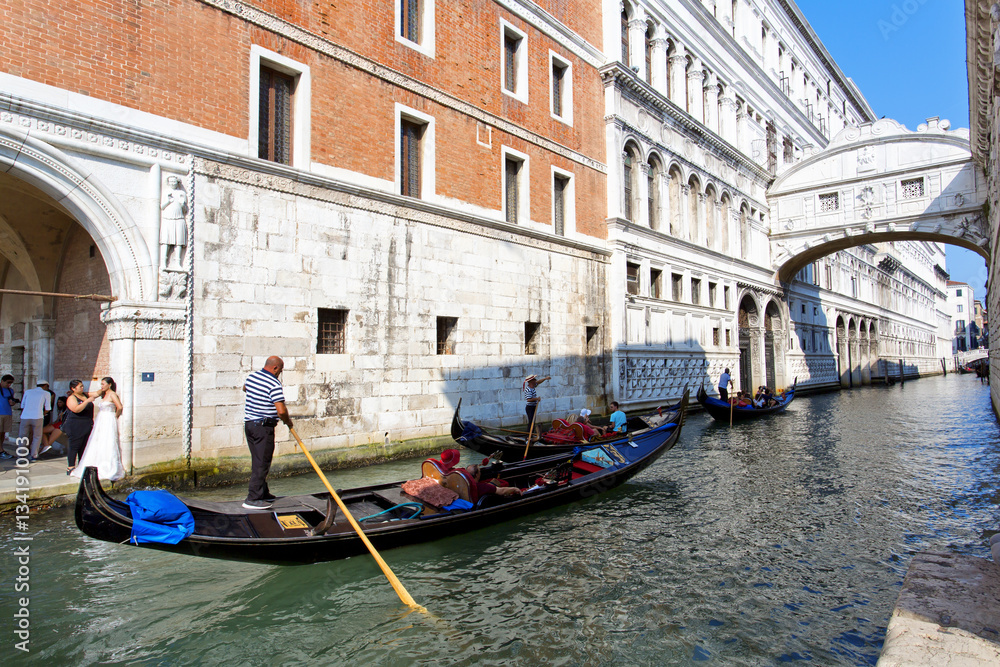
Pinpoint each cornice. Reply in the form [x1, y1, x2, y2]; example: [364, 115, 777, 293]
[966, 0, 993, 164]
[199, 0, 605, 173]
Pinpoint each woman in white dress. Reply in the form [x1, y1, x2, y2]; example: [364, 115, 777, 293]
[72, 377, 125, 482]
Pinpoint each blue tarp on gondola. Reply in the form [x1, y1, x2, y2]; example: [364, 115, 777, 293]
[126, 490, 195, 544]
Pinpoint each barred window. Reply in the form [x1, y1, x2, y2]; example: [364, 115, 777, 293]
[258, 66, 294, 165]
[317, 308, 347, 354]
[553, 174, 568, 235]
[818, 192, 839, 212]
[713, 328, 720, 346]
[400, 118, 424, 198]
[505, 156, 521, 223]
[400, 0, 420, 42]
[436, 317, 457, 355]
[901, 178, 924, 199]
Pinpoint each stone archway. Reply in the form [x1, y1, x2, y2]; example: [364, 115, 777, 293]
[836, 316, 849, 388]
[737, 294, 758, 393]
[764, 300, 784, 389]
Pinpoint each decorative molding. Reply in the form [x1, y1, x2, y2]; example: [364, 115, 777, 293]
[102, 304, 186, 341]
[199, 0, 605, 174]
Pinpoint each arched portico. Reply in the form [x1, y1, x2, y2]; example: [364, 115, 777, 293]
[768, 118, 989, 282]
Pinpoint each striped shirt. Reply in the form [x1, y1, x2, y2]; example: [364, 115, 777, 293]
[522, 384, 538, 404]
[244, 368, 285, 421]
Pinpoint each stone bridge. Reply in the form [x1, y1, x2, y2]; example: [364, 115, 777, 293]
[768, 118, 988, 283]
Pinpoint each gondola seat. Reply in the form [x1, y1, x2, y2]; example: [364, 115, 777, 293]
[443, 469, 479, 504]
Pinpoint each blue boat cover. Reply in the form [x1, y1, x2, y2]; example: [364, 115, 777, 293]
[125, 490, 195, 545]
[456, 420, 483, 443]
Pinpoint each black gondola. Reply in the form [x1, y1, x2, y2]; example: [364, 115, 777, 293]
[74, 391, 687, 565]
[451, 390, 687, 461]
[696, 379, 796, 422]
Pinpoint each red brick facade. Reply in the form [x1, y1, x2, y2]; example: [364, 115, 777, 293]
[53, 226, 111, 383]
[2, 0, 606, 237]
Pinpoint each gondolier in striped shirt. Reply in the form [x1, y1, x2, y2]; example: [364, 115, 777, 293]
[522, 374, 550, 425]
[242, 356, 293, 510]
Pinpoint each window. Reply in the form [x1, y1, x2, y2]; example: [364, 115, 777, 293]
[550, 53, 572, 124]
[713, 328, 720, 346]
[901, 177, 924, 199]
[553, 173, 569, 235]
[436, 317, 457, 355]
[956, 289, 963, 296]
[503, 149, 528, 223]
[626, 262, 640, 296]
[691, 278, 702, 305]
[709, 282, 717, 308]
[501, 22, 527, 102]
[586, 326, 599, 354]
[672, 273, 683, 301]
[818, 192, 839, 212]
[725, 329, 731, 346]
[396, 0, 434, 55]
[317, 308, 347, 354]
[251, 47, 310, 169]
[957, 304, 964, 313]
[851, 277, 858, 297]
[621, 10, 630, 67]
[258, 66, 294, 165]
[651, 269, 663, 299]
[801, 303, 806, 314]
[724, 285, 730, 310]
[400, 118, 424, 198]
[623, 151, 634, 221]
[525, 321, 540, 355]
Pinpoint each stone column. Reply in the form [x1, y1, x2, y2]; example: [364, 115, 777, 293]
[628, 19, 646, 78]
[849, 329, 860, 387]
[680, 183, 691, 241]
[650, 37, 669, 94]
[703, 72, 719, 134]
[637, 162, 651, 228]
[687, 60, 705, 122]
[696, 192, 707, 246]
[668, 45, 688, 109]
[720, 87, 738, 145]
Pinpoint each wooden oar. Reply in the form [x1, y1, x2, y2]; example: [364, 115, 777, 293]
[522, 403, 539, 460]
[729, 390, 734, 428]
[289, 427, 424, 613]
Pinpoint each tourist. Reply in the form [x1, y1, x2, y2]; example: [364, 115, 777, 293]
[578, 409, 606, 440]
[72, 377, 125, 482]
[242, 356, 293, 510]
[0, 374, 15, 460]
[19, 380, 52, 461]
[40, 395, 68, 455]
[522, 374, 551, 426]
[466, 463, 521, 498]
[609, 401, 627, 434]
[64, 380, 98, 474]
[718, 368, 733, 402]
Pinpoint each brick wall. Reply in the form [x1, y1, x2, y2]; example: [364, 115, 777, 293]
[53, 226, 111, 383]
[3, 0, 606, 237]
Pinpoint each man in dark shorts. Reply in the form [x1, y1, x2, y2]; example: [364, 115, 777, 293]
[242, 356, 293, 510]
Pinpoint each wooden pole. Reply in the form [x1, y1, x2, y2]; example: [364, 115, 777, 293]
[0, 288, 116, 302]
[522, 403, 539, 460]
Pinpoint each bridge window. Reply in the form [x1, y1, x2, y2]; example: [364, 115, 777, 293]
[901, 177, 924, 199]
[818, 192, 839, 212]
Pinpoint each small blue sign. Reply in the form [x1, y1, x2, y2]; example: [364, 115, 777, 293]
[141, 372, 155, 382]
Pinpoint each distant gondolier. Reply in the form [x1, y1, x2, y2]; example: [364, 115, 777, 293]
[522, 374, 551, 425]
[718, 368, 732, 402]
[242, 356, 293, 510]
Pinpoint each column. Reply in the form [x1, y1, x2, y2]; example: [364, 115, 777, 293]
[703, 72, 719, 134]
[687, 60, 705, 123]
[628, 18, 646, 78]
[680, 184, 691, 241]
[668, 45, 688, 109]
[720, 85, 738, 146]
[637, 162, 650, 228]
[650, 37, 669, 95]
[696, 193, 707, 246]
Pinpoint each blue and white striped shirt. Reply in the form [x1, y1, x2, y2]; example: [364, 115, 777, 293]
[522, 384, 538, 404]
[244, 368, 285, 421]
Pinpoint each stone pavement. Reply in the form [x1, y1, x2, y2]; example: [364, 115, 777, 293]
[0, 438, 95, 510]
[878, 552, 1000, 666]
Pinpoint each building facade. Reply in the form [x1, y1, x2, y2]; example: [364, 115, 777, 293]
[0, 0, 968, 472]
[947, 281, 976, 352]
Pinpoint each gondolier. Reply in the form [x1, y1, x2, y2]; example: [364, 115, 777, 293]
[242, 356, 293, 510]
[718, 368, 732, 402]
[522, 374, 551, 425]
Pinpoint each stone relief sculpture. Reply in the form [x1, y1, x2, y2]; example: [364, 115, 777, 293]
[160, 175, 189, 271]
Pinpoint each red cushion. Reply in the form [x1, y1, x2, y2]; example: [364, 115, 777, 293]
[573, 461, 603, 474]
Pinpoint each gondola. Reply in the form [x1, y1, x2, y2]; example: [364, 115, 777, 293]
[452, 390, 688, 460]
[696, 379, 796, 422]
[74, 391, 687, 565]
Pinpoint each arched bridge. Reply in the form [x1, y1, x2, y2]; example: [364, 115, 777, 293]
[768, 118, 988, 283]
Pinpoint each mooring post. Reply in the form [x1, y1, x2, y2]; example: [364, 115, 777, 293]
[899, 358, 904, 386]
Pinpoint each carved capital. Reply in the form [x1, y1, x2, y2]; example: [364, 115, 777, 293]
[101, 303, 186, 341]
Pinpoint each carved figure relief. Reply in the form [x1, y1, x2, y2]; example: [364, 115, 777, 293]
[160, 175, 189, 271]
[857, 185, 875, 220]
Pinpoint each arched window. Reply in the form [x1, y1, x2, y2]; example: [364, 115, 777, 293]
[647, 157, 661, 229]
[623, 147, 639, 221]
[687, 175, 701, 243]
[739, 203, 750, 259]
[705, 185, 717, 250]
[720, 194, 731, 255]
[621, 10, 630, 68]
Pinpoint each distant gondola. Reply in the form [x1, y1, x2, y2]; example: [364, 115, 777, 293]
[452, 390, 688, 461]
[74, 391, 687, 565]
[696, 379, 796, 422]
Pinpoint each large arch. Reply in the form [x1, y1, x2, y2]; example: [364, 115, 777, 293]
[768, 118, 989, 283]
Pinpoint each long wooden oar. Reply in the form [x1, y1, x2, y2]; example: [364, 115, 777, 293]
[522, 403, 540, 460]
[729, 390, 734, 428]
[289, 427, 424, 613]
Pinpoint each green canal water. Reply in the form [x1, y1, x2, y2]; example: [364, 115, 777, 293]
[3, 374, 999, 665]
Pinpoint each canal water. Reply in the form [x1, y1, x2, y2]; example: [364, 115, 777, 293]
[4, 374, 999, 665]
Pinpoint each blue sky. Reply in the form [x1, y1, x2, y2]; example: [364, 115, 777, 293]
[794, 0, 988, 298]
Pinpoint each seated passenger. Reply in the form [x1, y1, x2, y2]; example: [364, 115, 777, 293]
[577, 409, 607, 440]
[609, 402, 627, 434]
[735, 392, 752, 408]
[467, 464, 521, 498]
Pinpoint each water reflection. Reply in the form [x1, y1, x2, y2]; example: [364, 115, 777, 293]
[3, 374, 998, 665]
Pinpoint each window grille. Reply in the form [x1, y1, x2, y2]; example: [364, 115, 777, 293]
[552, 62, 565, 117]
[259, 66, 293, 164]
[504, 33, 519, 93]
[317, 309, 347, 354]
[505, 157, 520, 223]
[818, 192, 839, 212]
[400, 119, 423, 197]
[901, 178, 924, 198]
[436, 317, 457, 355]
[553, 175, 567, 235]
[623, 153, 633, 221]
[400, 0, 419, 42]
[713, 328, 720, 346]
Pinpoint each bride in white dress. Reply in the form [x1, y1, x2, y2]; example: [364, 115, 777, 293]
[72, 377, 125, 482]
